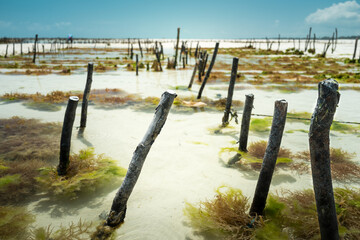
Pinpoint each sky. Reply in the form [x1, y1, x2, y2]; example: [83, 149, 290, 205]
[1, 0, 360, 39]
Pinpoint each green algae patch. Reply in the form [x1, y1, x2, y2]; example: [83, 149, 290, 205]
[331, 121, 360, 134]
[36, 148, 126, 200]
[0, 174, 21, 189]
[23, 101, 62, 112]
[0, 206, 35, 240]
[185, 187, 360, 240]
[250, 118, 272, 132]
[184, 186, 263, 240]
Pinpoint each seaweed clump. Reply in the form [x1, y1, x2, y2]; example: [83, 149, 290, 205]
[184, 187, 360, 239]
[36, 148, 126, 200]
[0, 206, 35, 239]
[184, 186, 263, 239]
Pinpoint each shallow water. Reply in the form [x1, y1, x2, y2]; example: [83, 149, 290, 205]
[0, 41, 359, 239]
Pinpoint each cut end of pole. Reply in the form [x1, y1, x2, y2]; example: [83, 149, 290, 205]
[319, 78, 339, 100]
[69, 96, 79, 102]
[246, 93, 254, 98]
[88, 62, 94, 67]
[164, 90, 178, 98]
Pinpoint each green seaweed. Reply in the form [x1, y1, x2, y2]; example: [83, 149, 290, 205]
[0, 174, 21, 188]
[0, 206, 35, 239]
[250, 118, 272, 132]
[36, 148, 126, 200]
[331, 121, 360, 134]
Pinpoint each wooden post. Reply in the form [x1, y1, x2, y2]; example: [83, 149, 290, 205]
[57, 96, 79, 176]
[197, 42, 219, 99]
[32, 34, 38, 63]
[188, 62, 198, 89]
[182, 57, 185, 69]
[352, 37, 358, 60]
[80, 63, 94, 129]
[130, 44, 133, 60]
[155, 51, 163, 71]
[250, 99, 288, 216]
[222, 57, 239, 126]
[146, 62, 150, 71]
[238, 94, 254, 152]
[195, 42, 199, 58]
[20, 42, 23, 55]
[202, 53, 209, 76]
[309, 79, 340, 240]
[105, 90, 177, 227]
[174, 27, 180, 68]
[128, 38, 130, 56]
[185, 50, 188, 64]
[138, 39, 143, 58]
[12, 42, 15, 56]
[198, 58, 203, 83]
[136, 54, 139, 76]
[4, 44, 8, 58]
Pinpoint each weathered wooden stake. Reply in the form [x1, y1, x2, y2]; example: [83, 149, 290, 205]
[32, 34, 38, 63]
[309, 79, 340, 240]
[188, 62, 198, 89]
[130, 44, 133, 60]
[57, 96, 79, 176]
[12, 43, 15, 56]
[238, 94, 254, 152]
[138, 39, 143, 58]
[202, 53, 209, 76]
[250, 99, 288, 216]
[197, 42, 219, 99]
[80, 63, 94, 129]
[20, 42, 23, 55]
[352, 37, 358, 60]
[105, 90, 177, 227]
[155, 52, 163, 71]
[174, 27, 180, 68]
[182, 57, 185, 69]
[4, 44, 8, 58]
[222, 57, 239, 126]
[136, 54, 139, 76]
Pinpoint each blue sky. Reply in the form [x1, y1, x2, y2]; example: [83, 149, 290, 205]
[1, 0, 360, 38]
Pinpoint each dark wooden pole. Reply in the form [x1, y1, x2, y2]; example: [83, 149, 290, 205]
[12, 43, 15, 56]
[188, 62, 198, 89]
[4, 44, 8, 58]
[309, 79, 340, 240]
[32, 34, 38, 63]
[197, 42, 219, 99]
[182, 57, 185, 69]
[105, 90, 177, 227]
[250, 99, 288, 216]
[20, 42, 23, 55]
[80, 63, 94, 129]
[238, 94, 254, 152]
[202, 53, 209, 76]
[57, 96, 79, 176]
[138, 39, 143, 58]
[222, 57, 239, 126]
[155, 51, 163, 71]
[352, 37, 358, 60]
[174, 27, 180, 68]
[136, 54, 139, 76]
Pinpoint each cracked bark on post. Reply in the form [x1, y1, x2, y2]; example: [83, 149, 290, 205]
[106, 90, 177, 227]
[222, 57, 239, 126]
[250, 99, 288, 216]
[197, 42, 219, 99]
[309, 79, 340, 240]
[80, 63, 94, 129]
[58, 96, 79, 176]
[239, 94, 254, 152]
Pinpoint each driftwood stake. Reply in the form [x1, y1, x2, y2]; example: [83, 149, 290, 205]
[188, 62, 198, 89]
[106, 90, 177, 227]
[80, 63, 94, 129]
[197, 42, 219, 99]
[174, 28, 180, 68]
[138, 39, 143, 58]
[309, 79, 340, 240]
[239, 94, 254, 152]
[4, 44, 8, 58]
[353, 37, 358, 60]
[222, 57, 239, 126]
[136, 54, 139, 76]
[250, 99, 288, 216]
[32, 34, 38, 63]
[57, 96, 79, 176]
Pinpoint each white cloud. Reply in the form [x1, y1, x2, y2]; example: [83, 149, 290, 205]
[306, 1, 360, 24]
